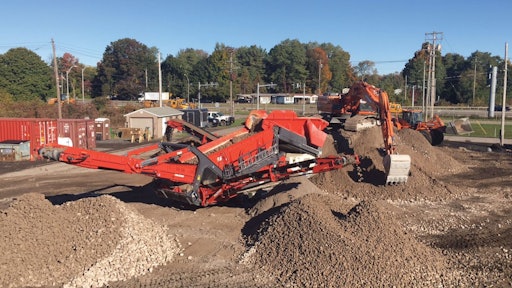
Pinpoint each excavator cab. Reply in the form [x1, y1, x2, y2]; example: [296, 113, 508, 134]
[358, 99, 377, 115]
[401, 110, 423, 128]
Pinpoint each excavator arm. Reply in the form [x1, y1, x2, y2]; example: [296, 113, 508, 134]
[318, 81, 411, 184]
[348, 82, 395, 154]
[350, 82, 411, 184]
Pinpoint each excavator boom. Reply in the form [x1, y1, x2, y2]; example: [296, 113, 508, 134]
[318, 81, 411, 184]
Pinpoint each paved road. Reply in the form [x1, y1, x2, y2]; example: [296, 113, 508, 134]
[444, 135, 512, 145]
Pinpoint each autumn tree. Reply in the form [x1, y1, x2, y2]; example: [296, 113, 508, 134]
[306, 47, 331, 94]
[56, 52, 83, 100]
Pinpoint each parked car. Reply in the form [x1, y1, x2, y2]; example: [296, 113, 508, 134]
[207, 111, 235, 126]
[207, 117, 219, 128]
[494, 105, 511, 111]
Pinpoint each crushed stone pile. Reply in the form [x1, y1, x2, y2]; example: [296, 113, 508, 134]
[244, 194, 452, 287]
[311, 126, 468, 201]
[0, 193, 180, 288]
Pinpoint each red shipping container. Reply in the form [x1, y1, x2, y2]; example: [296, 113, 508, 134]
[57, 119, 96, 149]
[86, 120, 96, 149]
[0, 118, 58, 160]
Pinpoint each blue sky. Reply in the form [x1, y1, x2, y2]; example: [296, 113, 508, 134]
[1, 0, 510, 75]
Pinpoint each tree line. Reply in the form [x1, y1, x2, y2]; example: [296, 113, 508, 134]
[0, 38, 510, 107]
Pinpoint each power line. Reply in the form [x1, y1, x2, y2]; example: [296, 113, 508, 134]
[425, 31, 443, 119]
[350, 59, 408, 64]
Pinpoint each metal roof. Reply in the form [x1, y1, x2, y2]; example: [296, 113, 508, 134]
[124, 106, 184, 117]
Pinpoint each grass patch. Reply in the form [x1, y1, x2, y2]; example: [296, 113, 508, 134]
[465, 122, 512, 139]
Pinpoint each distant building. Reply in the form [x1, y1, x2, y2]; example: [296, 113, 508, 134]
[124, 107, 183, 139]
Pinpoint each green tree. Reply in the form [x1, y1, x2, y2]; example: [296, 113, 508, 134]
[353, 60, 377, 81]
[0, 47, 53, 101]
[320, 43, 352, 92]
[380, 73, 406, 103]
[161, 54, 180, 96]
[403, 43, 429, 91]
[403, 42, 446, 104]
[466, 52, 501, 105]
[92, 38, 158, 99]
[236, 45, 266, 93]
[441, 53, 467, 103]
[206, 43, 232, 101]
[266, 39, 307, 93]
[161, 48, 208, 100]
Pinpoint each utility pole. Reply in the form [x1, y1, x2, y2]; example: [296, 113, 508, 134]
[422, 61, 426, 115]
[66, 66, 75, 103]
[226, 48, 238, 116]
[488, 66, 498, 118]
[500, 43, 509, 146]
[317, 60, 323, 95]
[198, 82, 218, 109]
[472, 56, 477, 104]
[256, 82, 276, 110]
[145, 69, 148, 90]
[158, 52, 162, 107]
[184, 74, 190, 103]
[301, 82, 306, 115]
[293, 82, 307, 115]
[51, 39, 62, 119]
[404, 75, 408, 101]
[425, 31, 443, 119]
[81, 67, 86, 103]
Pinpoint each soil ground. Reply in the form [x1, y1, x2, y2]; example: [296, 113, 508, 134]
[0, 126, 511, 287]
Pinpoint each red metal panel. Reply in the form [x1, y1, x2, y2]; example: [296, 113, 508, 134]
[0, 118, 58, 160]
[86, 120, 96, 149]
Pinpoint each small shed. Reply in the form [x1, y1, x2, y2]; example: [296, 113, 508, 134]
[124, 107, 184, 139]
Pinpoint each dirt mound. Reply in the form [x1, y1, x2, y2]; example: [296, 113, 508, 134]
[0, 193, 180, 288]
[244, 194, 449, 287]
[310, 126, 467, 201]
[247, 176, 330, 217]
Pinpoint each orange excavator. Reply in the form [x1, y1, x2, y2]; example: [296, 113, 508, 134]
[318, 81, 449, 145]
[317, 81, 411, 184]
[392, 107, 446, 146]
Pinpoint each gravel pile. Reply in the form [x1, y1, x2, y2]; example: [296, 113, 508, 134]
[311, 126, 468, 201]
[244, 194, 450, 287]
[0, 193, 180, 288]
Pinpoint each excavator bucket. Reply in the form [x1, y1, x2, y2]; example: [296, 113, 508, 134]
[445, 118, 473, 135]
[383, 154, 411, 184]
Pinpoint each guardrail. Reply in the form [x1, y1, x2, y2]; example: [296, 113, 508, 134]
[404, 106, 489, 110]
